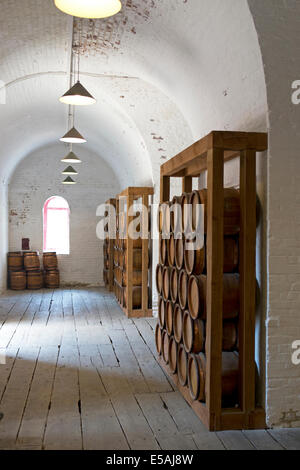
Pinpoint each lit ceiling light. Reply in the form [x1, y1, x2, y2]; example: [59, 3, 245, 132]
[60, 81, 96, 106]
[54, 0, 122, 18]
[61, 151, 82, 163]
[62, 176, 77, 185]
[60, 127, 86, 144]
[62, 166, 78, 175]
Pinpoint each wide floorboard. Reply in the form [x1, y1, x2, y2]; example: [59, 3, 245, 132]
[0, 288, 298, 450]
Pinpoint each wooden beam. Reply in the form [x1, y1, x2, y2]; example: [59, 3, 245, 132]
[126, 194, 134, 316]
[239, 149, 257, 417]
[212, 131, 268, 151]
[205, 147, 224, 431]
[182, 176, 193, 194]
[118, 187, 154, 198]
[160, 173, 170, 203]
[161, 131, 267, 177]
[141, 194, 149, 313]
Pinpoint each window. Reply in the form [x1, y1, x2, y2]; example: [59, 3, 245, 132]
[43, 196, 70, 255]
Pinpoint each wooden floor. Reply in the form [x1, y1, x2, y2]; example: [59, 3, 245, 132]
[0, 288, 299, 450]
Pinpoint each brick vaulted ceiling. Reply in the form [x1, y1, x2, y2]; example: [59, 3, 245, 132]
[0, 0, 267, 188]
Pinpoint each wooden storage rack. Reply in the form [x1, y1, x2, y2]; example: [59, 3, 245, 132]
[157, 131, 268, 431]
[103, 198, 116, 292]
[114, 187, 154, 318]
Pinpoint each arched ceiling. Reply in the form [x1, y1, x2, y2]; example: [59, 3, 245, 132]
[0, 0, 267, 187]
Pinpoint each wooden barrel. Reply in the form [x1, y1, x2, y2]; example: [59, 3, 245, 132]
[177, 343, 188, 386]
[170, 267, 179, 303]
[223, 236, 239, 273]
[27, 270, 43, 289]
[7, 252, 23, 271]
[183, 312, 205, 353]
[188, 353, 206, 402]
[175, 238, 184, 270]
[188, 274, 239, 320]
[167, 233, 175, 267]
[159, 238, 168, 265]
[158, 203, 171, 235]
[188, 352, 239, 402]
[45, 270, 60, 288]
[170, 195, 183, 234]
[24, 251, 40, 271]
[162, 330, 170, 364]
[178, 269, 189, 310]
[190, 188, 240, 235]
[168, 336, 178, 374]
[181, 192, 192, 233]
[222, 320, 238, 351]
[158, 296, 165, 328]
[165, 300, 174, 336]
[184, 239, 205, 275]
[156, 264, 163, 295]
[184, 236, 238, 276]
[122, 270, 142, 287]
[123, 286, 145, 309]
[43, 252, 58, 271]
[162, 267, 171, 301]
[182, 314, 237, 353]
[10, 271, 26, 290]
[155, 324, 162, 356]
[173, 304, 183, 343]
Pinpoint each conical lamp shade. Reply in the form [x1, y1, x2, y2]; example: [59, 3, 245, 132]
[60, 127, 87, 144]
[62, 176, 76, 185]
[62, 166, 78, 175]
[61, 151, 82, 163]
[54, 0, 122, 18]
[60, 81, 96, 106]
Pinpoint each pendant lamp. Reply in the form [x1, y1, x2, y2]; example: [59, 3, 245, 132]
[62, 166, 78, 175]
[61, 151, 82, 164]
[62, 176, 77, 185]
[54, 0, 122, 18]
[60, 126, 86, 144]
[60, 81, 96, 106]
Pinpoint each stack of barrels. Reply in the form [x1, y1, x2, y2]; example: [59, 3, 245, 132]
[114, 211, 147, 310]
[114, 207, 151, 310]
[7, 251, 59, 290]
[155, 188, 242, 407]
[43, 252, 60, 288]
[25, 251, 43, 289]
[7, 252, 26, 290]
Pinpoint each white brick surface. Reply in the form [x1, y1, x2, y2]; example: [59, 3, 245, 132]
[249, 0, 300, 427]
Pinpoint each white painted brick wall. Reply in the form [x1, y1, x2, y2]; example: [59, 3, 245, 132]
[8, 144, 120, 287]
[249, 0, 300, 427]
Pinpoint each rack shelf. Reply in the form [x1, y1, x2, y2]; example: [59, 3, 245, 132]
[157, 130, 268, 431]
[104, 187, 154, 319]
